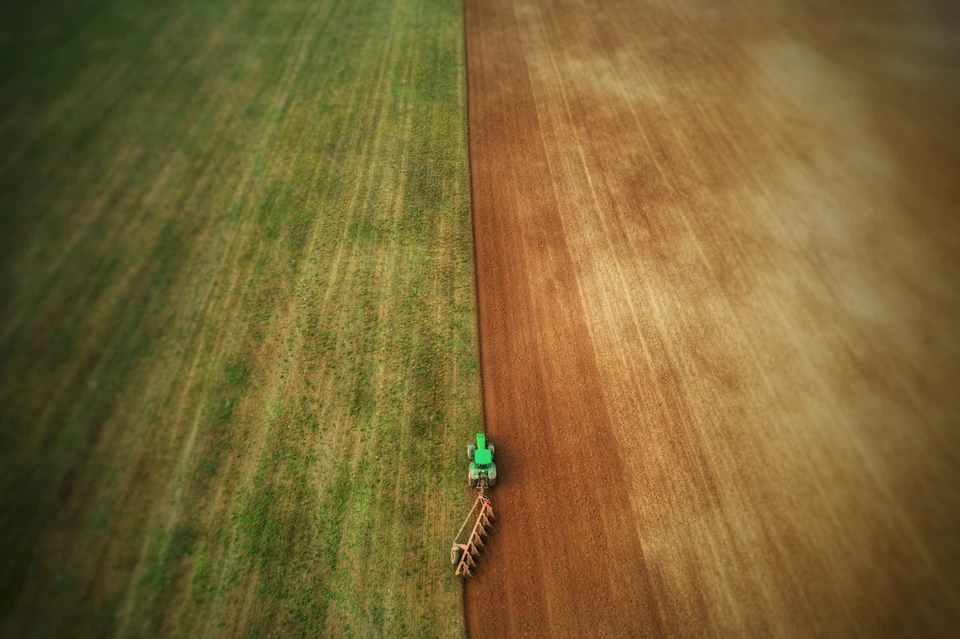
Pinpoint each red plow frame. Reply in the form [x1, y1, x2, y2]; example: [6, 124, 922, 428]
[451, 491, 495, 577]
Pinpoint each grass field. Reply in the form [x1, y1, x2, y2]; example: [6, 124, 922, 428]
[0, 0, 480, 636]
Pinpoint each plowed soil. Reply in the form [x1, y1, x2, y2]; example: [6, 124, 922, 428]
[464, 0, 960, 636]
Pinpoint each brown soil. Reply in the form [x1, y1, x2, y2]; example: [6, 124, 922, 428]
[464, 0, 960, 636]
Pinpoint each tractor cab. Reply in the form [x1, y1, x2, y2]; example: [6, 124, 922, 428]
[468, 433, 497, 488]
[473, 433, 493, 466]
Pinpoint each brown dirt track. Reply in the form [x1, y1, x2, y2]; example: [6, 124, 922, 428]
[464, 0, 960, 637]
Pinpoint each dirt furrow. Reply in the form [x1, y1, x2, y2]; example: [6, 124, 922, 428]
[465, 0, 960, 636]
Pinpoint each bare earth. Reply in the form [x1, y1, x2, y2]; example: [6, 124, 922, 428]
[464, 0, 960, 636]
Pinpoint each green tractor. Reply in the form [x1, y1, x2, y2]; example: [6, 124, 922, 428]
[452, 433, 498, 577]
[467, 433, 497, 489]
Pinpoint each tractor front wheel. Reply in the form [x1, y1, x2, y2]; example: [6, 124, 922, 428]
[468, 444, 476, 460]
[488, 444, 495, 459]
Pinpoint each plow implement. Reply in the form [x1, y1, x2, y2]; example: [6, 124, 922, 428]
[450, 490, 495, 577]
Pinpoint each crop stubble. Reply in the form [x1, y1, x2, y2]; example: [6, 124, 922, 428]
[465, 0, 960, 636]
[0, 0, 479, 637]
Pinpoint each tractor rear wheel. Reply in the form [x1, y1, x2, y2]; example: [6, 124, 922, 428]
[467, 444, 476, 460]
[488, 475, 497, 488]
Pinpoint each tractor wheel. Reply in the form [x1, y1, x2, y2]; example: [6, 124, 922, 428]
[469, 475, 478, 489]
[488, 444, 495, 459]
[488, 475, 497, 488]
[467, 444, 476, 460]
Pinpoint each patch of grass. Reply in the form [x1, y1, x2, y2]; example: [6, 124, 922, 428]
[215, 358, 251, 424]
[192, 548, 212, 593]
[226, 359, 251, 390]
[170, 525, 198, 561]
[197, 358, 251, 481]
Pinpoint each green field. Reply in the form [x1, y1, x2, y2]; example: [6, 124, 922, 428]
[0, 0, 480, 636]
